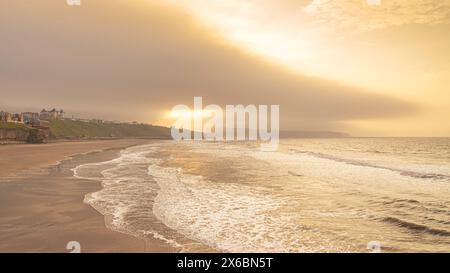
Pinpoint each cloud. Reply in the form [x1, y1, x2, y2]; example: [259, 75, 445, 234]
[0, 0, 416, 132]
[303, 0, 450, 32]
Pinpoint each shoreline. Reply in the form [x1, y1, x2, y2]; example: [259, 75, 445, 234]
[0, 139, 176, 252]
[0, 139, 159, 182]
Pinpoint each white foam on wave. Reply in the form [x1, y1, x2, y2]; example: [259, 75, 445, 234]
[170, 141, 450, 246]
[248, 148, 450, 192]
[73, 143, 185, 249]
[74, 142, 318, 252]
[148, 163, 327, 252]
[73, 140, 447, 252]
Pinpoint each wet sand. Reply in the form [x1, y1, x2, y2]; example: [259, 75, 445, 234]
[0, 139, 176, 252]
[0, 139, 153, 181]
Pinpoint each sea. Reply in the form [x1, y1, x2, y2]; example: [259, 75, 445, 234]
[73, 138, 450, 252]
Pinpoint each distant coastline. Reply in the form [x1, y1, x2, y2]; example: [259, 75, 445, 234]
[1, 107, 353, 144]
[280, 130, 350, 138]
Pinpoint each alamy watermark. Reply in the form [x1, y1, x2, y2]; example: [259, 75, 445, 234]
[66, 0, 81, 6]
[170, 97, 279, 151]
[366, 0, 381, 6]
[367, 241, 381, 253]
[66, 241, 81, 253]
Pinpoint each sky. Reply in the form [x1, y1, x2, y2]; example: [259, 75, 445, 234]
[1, 0, 449, 136]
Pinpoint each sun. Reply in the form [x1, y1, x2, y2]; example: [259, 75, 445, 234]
[169, 110, 213, 119]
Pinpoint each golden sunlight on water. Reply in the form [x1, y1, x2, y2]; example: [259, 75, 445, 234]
[74, 138, 450, 252]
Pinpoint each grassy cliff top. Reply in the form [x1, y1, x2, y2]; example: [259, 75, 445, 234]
[48, 119, 171, 139]
[0, 122, 30, 131]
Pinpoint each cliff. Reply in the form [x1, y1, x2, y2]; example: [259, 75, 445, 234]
[48, 119, 171, 139]
[0, 123, 30, 142]
[1, 119, 172, 143]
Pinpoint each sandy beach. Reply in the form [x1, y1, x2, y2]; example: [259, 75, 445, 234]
[0, 139, 176, 253]
[0, 139, 155, 181]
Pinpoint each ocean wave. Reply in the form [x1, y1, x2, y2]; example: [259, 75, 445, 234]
[148, 151, 361, 252]
[73, 143, 189, 250]
[289, 149, 450, 181]
[382, 198, 420, 206]
[71, 140, 450, 252]
[288, 171, 303, 177]
[382, 217, 450, 237]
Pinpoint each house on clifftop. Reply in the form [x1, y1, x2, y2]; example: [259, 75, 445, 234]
[0, 111, 12, 122]
[40, 109, 65, 120]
